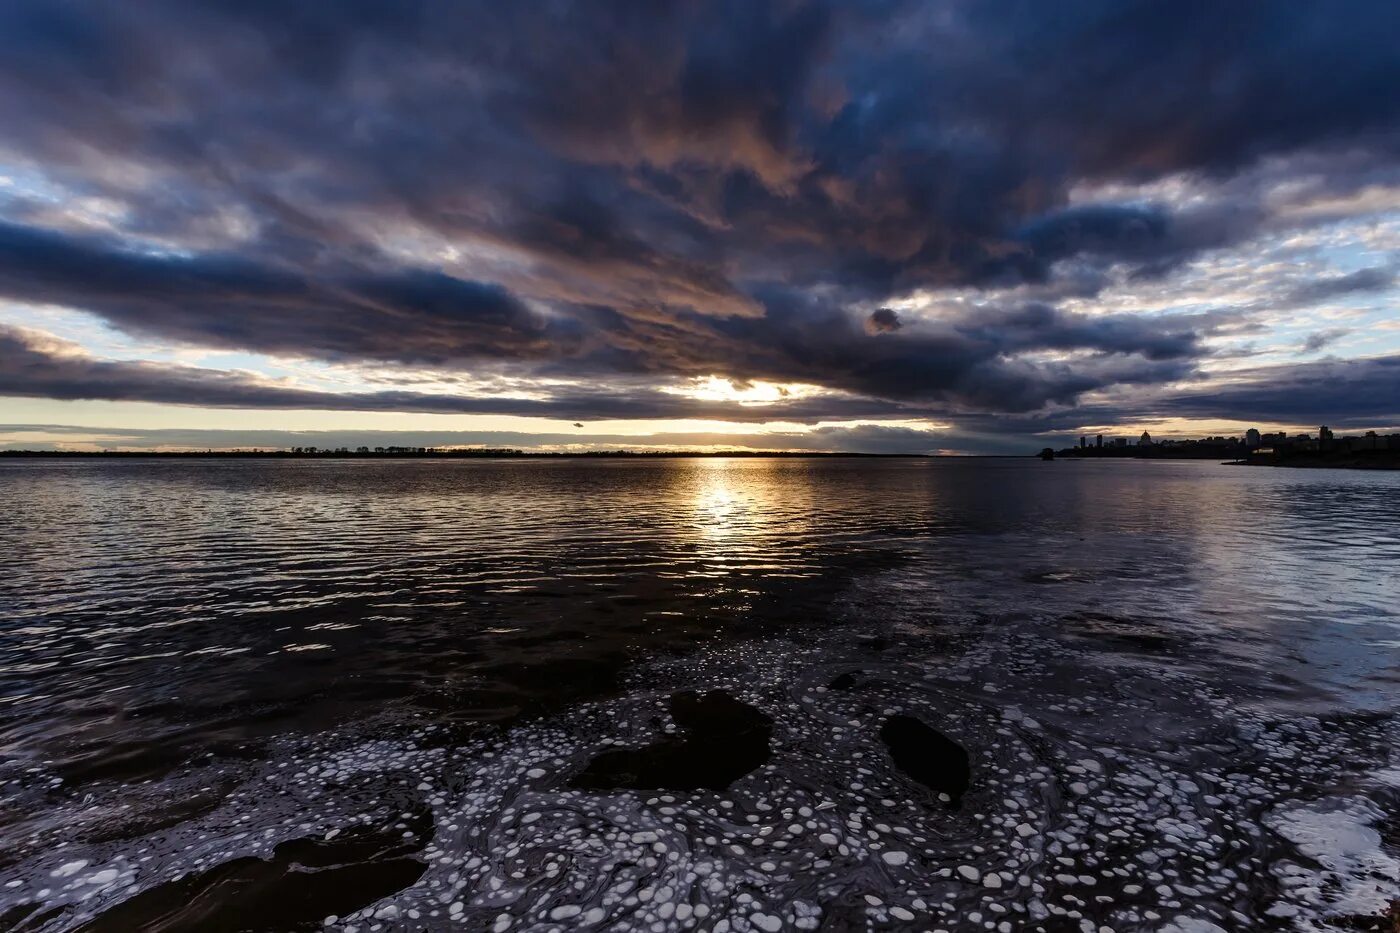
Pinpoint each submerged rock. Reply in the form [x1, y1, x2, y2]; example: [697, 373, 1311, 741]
[827, 672, 858, 691]
[572, 691, 772, 792]
[76, 814, 430, 932]
[879, 714, 971, 803]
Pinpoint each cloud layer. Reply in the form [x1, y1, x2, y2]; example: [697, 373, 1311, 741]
[0, 0, 1398, 442]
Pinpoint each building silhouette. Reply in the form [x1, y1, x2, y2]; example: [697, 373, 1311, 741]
[1049, 424, 1400, 462]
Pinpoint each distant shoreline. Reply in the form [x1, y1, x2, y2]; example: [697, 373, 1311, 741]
[1046, 446, 1400, 471]
[1226, 456, 1400, 471]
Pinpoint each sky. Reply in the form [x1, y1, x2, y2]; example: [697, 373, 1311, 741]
[1, 0, 1398, 454]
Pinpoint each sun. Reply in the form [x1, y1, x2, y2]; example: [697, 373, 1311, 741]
[667, 376, 816, 405]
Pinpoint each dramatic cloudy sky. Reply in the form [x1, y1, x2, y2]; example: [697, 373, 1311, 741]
[2, 0, 1398, 453]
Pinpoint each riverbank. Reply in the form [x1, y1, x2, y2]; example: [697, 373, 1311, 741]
[1230, 452, 1400, 470]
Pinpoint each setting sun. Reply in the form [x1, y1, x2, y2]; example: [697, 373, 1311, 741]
[666, 376, 820, 405]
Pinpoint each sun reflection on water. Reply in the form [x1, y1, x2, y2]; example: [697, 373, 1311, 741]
[678, 458, 822, 583]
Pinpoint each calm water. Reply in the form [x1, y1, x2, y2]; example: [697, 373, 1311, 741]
[0, 457, 1397, 931]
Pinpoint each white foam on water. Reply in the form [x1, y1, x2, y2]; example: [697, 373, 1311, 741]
[3, 553, 1398, 931]
[1267, 797, 1400, 925]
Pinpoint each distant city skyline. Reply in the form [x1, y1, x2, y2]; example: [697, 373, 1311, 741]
[1057, 422, 1400, 463]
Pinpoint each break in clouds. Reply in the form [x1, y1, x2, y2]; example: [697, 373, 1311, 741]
[1, 0, 1399, 444]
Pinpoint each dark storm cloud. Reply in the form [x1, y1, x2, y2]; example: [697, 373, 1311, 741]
[1005, 202, 1263, 283]
[1282, 266, 1396, 308]
[0, 0, 1397, 421]
[1300, 329, 1351, 354]
[8, 319, 1398, 444]
[951, 354, 1400, 435]
[950, 304, 1202, 361]
[1015, 206, 1168, 266]
[865, 308, 902, 334]
[0, 314, 1196, 423]
[0, 224, 1221, 412]
[947, 2, 1400, 179]
[568, 289, 1209, 411]
[1143, 355, 1400, 427]
[0, 324, 929, 422]
[0, 222, 569, 365]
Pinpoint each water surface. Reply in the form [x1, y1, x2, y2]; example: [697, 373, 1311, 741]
[1, 458, 1397, 930]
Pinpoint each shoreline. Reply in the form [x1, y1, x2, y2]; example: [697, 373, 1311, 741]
[1226, 457, 1400, 470]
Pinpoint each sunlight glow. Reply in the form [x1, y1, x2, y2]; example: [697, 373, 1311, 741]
[665, 376, 820, 405]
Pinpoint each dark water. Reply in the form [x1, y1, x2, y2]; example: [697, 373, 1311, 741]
[0, 457, 1397, 931]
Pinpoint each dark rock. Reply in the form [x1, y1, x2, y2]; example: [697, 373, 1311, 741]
[880, 714, 971, 803]
[77, 814, 430, 932]
[828, 672, 858, 691]
[572, 691, 772, 792]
